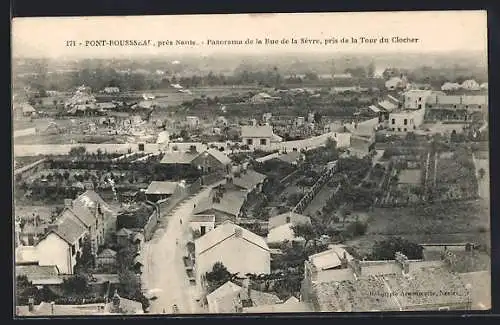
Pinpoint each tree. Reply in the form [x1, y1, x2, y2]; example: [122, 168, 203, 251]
[291, 222, 318, 254]
[16, 275, 39, 305]
[370, 237, 424, 260]
[69, 146, 87, 156]
[62, 274, 89, 295]
[345, 220, 368, 237]
[75, 234, 94, 273]
[313, 112, 322, 124]
[118, 269, 141, 297]
[204, 262, 237, 292]
[478, 168, 485, 179]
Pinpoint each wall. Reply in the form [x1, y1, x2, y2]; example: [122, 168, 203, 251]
[195, 236, 270, 288]
[388, 109, 425, 132]
[142, 209, 159, 242]
[36, 233, 72, 274]
[14, 143, 160, 157]
[404, 91, 432, 109]
[14, 127, 37, 138]
[190, 221, 215, 234]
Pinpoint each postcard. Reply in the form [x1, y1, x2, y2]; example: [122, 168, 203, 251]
[12, 11, 490, 316]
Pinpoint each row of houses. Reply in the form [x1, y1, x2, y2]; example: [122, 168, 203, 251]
[15, 189, 117, 275]
[188, 216, 488, 313]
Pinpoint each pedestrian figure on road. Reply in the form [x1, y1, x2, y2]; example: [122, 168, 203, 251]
[180, 219, 182, 225]
[163, 308, 166, 314]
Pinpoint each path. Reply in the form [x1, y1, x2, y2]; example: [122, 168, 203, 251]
[141, 181, 224, 314]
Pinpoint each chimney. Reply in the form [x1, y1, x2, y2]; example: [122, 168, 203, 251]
[28, 297, 34, 312]
[395, 252, 410, 274]
[64, 199, 73, 208]
[111, 289, 121, 313]
[340, 251, 349, 268]
[234, 227, 243, 238]
[240, 278, 252, 307]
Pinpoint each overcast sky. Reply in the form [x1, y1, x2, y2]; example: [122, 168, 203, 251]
[12, 11, 487, 58]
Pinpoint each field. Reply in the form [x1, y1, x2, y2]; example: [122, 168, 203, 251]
[398, 169, 421, 185]
[125, 86, 259, 107]
[346, 199, 490, 257]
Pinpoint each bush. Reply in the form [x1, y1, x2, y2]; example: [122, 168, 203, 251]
[370, 237, 423, 260]
[346, 221, 368, 237]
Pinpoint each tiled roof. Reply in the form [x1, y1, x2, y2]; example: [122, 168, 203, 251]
[195, 221, 268, 256]
[248, 289, 282, 306]
[50, 212, 88, 244]
[383, 266, 468, 308]
[190, 215, 216, 223]
[63, 190, 114, 228]
[378, 100, 397, 111]
[205, 149, 232, 165]
[16, 265, 60, 281]
[232, 170, 267, 191]
[194, 189, 247, 217]
[314, 276, 396, 312]
[160, 152, 198, 164]
[268, 212, 311, 230]
[145, 181, 179, 195]
[312, 263, 469, 312]
[241, 125, 274, 138]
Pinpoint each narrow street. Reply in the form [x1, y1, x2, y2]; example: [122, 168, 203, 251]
[140, 181, 224, 315]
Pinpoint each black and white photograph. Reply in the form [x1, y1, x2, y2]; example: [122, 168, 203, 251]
[12, 11, 491, 316]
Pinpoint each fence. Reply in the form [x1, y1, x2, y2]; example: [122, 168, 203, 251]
[293, 164, 338, 214]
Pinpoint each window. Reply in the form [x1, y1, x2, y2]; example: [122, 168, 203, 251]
[79, 238, 82, 247]
[419, 97, 422, 101]
[478, 105, 482, 109]
[397, 128, 401, 132]
[391, 119, 395, 124]
[260, 139, 267, 145]
[286, 216, 291, 223]
[404, 119, 408, 125]
[71, 245, 76, 256]
[392, 128, 395, 131]
[465, 105, 468, 109]
[418, 104, 422, 109]
[247, 139, 253, 145]
[454, 105, 457, 108]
